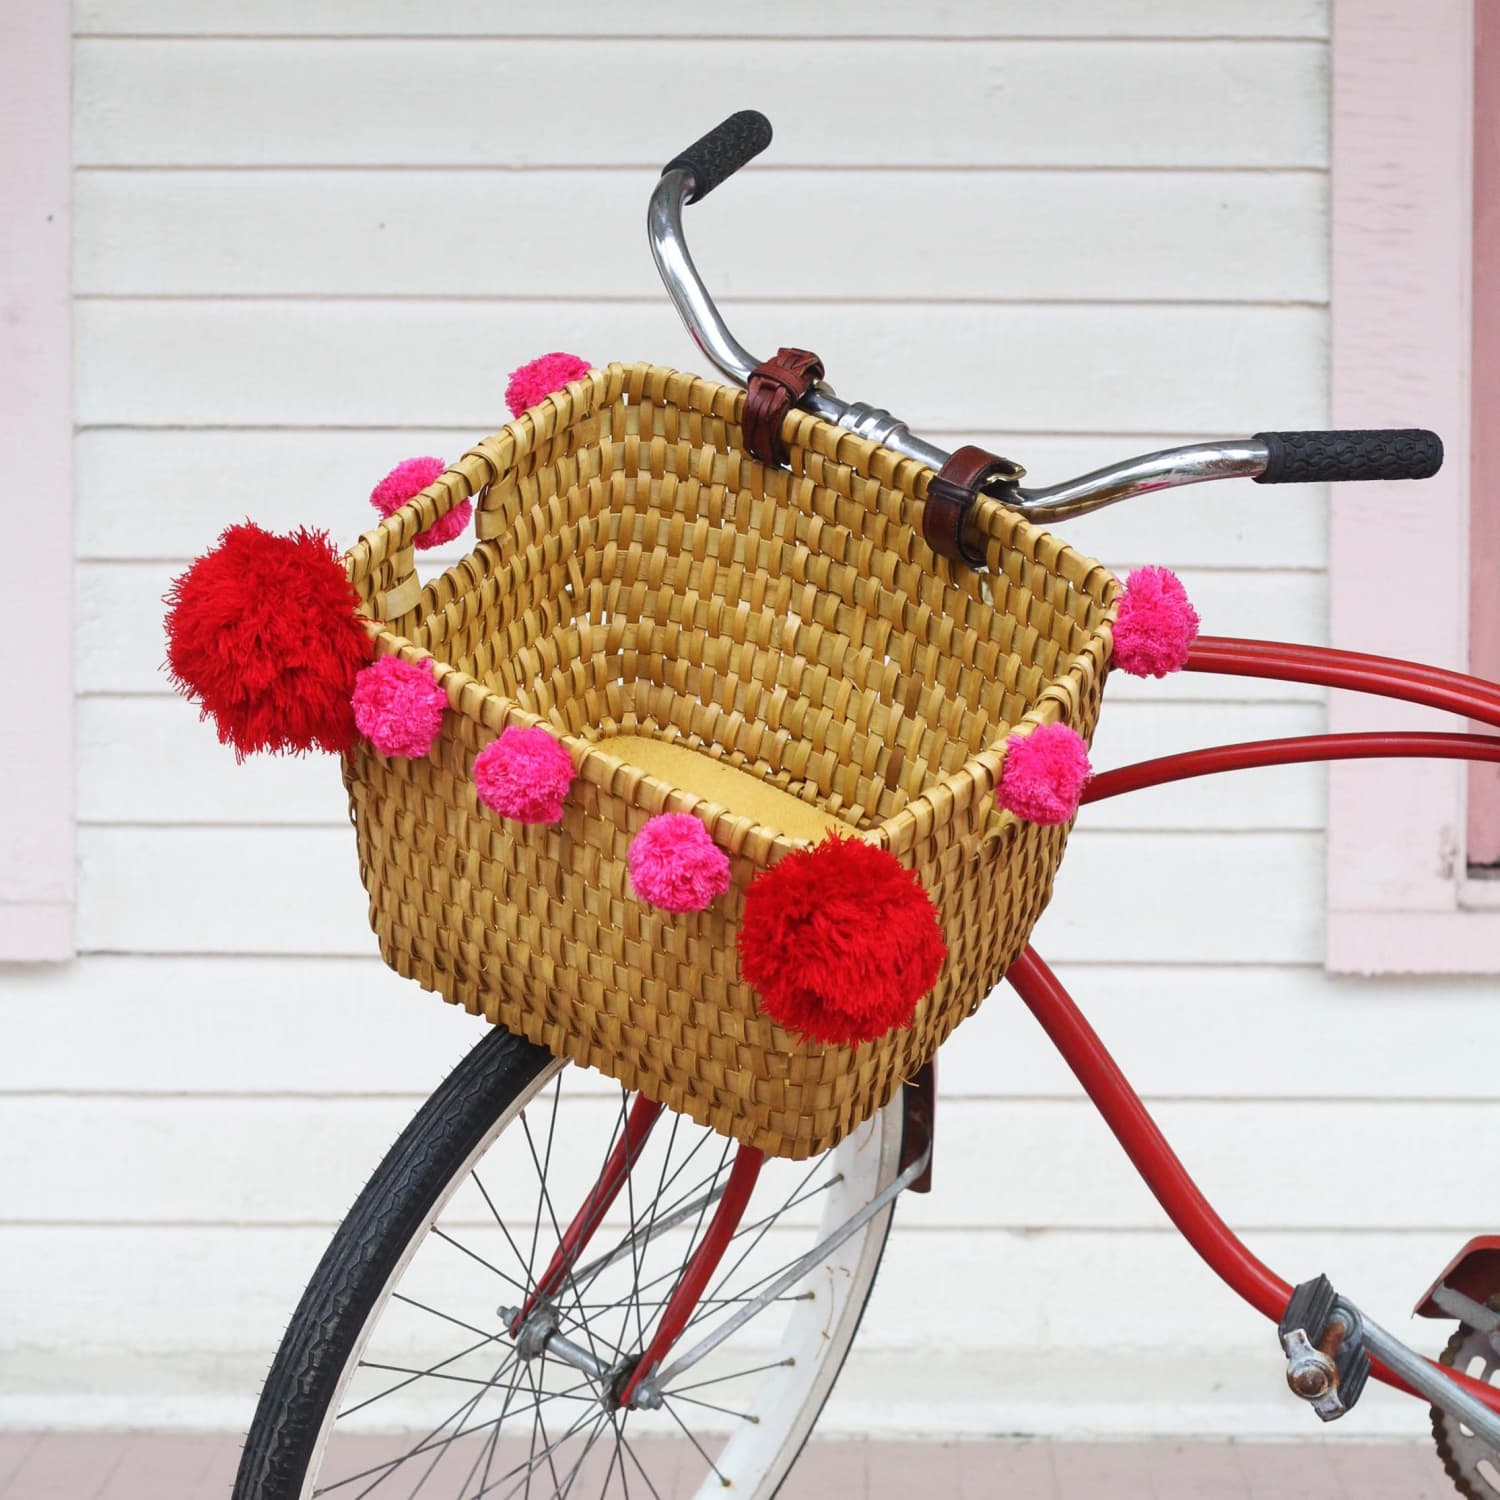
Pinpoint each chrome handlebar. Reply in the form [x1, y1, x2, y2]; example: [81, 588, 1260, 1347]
[647, 165, 1272, 522]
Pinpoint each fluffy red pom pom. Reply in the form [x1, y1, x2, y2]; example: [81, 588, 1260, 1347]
[164, 523, 371, 758]
[628, 813, 731, 912]
[996, 722, 1092, 825]
[369, 455, 472, 551]
[473, 725, 575, 823]
[738, 834, 946, 1046]
[351, 655, 447, 758]
[505, 352, 592, 418]
[1112, 565, 1201, 677]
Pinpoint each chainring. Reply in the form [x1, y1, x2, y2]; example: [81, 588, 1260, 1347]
[1432, 1308, 1500, 1500]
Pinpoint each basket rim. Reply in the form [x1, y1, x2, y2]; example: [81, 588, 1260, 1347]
[345, 360, 1119, 861]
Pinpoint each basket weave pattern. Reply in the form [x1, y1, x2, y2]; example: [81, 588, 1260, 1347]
[343, 363, 1117, 1158]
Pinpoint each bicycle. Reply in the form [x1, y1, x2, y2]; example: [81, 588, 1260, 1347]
[177, 113, 1500, 1499]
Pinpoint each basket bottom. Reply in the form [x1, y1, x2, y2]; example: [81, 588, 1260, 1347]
[590, 733, 849, 843]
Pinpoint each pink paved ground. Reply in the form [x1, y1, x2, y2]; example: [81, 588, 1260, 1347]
[0, 1432, 1467, 1498]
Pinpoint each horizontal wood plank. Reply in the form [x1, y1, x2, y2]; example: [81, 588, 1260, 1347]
[76, 558, 1328, 702]
[73, 1, 1331, 41]
[5, 955, 1491, 1101]
[0, 1222, 1449, 1370]
[74, 823, 1324, 962]
[73, 39, 1329, 168]
[74, 300, 1329, 433]
[1, 1091, 1488, 1231]
[77, 697, 1326, 830]
[73, 168, 1328, 303]
[73, 428, 1330, 573]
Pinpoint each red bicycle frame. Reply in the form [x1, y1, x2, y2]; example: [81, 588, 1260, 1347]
[1033, 634, 1500, 1419]
[515, 634, 1500, 1421]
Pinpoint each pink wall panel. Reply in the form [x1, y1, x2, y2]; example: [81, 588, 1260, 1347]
[1469, 0, 1500, 867]
[0, 1, 74, 958]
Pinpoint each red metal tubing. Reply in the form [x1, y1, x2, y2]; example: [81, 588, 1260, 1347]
[1006, 945, 1291, 1320]
[618, 1144, 765, 1407]
[1186, 636, 1500, 730]
[1006, 946, 1500, 1417]
[511, 1092, 664, 1332]
[1082, 731, 1500, 805]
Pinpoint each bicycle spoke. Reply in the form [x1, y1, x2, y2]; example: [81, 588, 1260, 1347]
[525, 1348, 565, 1499]
[390, 1292, 500, 1343]
[471, 1167, 540, 1293]
[659, 1396, 728, 1488]
[346, 1352, 512, 1500]
[343, 1333, 509, 1421]
[432, 1227, 532, 1297]
[687, 1158, 828, 1331]
[519, 1089, 612, 1375]
[320, 1364, 596, 1496]
[666, 1392, 759, 1424]
[667, 1356, 794, 1394]
[612, 1416, 666, 1500]
[304, 1053, 900, 1500]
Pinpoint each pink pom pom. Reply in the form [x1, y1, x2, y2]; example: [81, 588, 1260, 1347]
[628, 813, 731, 913]
[473, 725, 575, 824]
[1112, 565, 1201, 677]
[369, 455, 473, 551]
[505, 353, 592, 418]
[997, 723, 1092, 826]
[351, 656, 447, 758]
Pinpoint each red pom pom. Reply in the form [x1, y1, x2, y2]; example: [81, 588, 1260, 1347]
[505, 353, 592, 418]
[996, 722, 1092, 826]
[369, 455, 472, 551]
[738, 834, 946, 1046]
[164, 523, 371, 758]
[1112, 565, 1201, 677]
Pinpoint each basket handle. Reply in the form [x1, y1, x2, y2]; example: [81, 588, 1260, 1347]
[347, 456, 489, 625]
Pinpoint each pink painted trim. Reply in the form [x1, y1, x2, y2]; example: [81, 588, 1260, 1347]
[1469, 0, 1500, 866]
[1328, 0, 1478, 972]
[0, 1, 72, 960]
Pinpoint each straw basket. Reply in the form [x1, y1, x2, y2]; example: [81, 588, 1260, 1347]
[343, 362, 1118, 1159]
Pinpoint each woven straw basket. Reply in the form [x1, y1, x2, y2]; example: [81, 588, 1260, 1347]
[343, 362, 1117, 1159]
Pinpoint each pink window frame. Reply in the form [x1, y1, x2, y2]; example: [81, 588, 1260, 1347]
[1327, 0, 1500, 972]
[0, 0, 74, 960]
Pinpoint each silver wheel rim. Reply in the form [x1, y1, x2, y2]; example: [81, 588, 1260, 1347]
[297, 1061, 902, 1500]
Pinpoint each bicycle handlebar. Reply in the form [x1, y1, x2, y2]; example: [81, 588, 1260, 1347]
[663, 109, 774, 203]
[1253, 429, 1443, 484]
[651, 113, 1444, 524]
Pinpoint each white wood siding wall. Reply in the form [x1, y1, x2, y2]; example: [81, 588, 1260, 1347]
[7, 0, 1490, 1437]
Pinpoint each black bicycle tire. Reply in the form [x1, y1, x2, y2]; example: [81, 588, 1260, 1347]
[232, 1023, 896, 1499]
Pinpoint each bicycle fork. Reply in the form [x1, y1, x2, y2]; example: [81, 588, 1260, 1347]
[500, 1076, 933, 1411]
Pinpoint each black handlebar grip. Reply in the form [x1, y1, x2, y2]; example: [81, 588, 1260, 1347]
[1252, 429, 1443, 484]
[662, 110, 773, 203]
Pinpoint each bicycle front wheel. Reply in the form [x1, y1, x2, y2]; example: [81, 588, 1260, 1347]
[233, 1025, 905, 1500]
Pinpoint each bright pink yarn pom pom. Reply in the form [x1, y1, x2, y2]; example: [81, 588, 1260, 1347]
[473, 725, 575, 824]
[351, 656, 447, 758]
[628, 813, 731, 913]
[997, 723, 1092, 826]
[369, 455, 473, 551]
[505, 353, 592, 418]
[1112, 565, 1201, 677]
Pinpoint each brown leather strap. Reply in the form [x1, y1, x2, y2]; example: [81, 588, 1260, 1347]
[923, 444, 1024, 568]
[743, 347, 824, 467]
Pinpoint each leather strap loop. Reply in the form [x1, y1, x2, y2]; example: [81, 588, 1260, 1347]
[743, 347, 824, 467]
[923, 444, 1024, 569]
